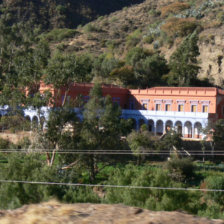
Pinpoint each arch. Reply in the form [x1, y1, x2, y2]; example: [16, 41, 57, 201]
[24, 115, 31, 131]
[25, 115, 31, 122]
[156, 120, 164, 135]
[184, 121, 192, 138]
[194, 122, 202, 139]
[139, 118, 145, 128]
[148, 119, 154, 132]
[138, 118, 146, 130]
[165, 120, 173, 132]
[175, 121, 183, 135]
[32, 116, 38, 130]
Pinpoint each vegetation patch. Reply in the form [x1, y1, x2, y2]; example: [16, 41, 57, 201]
[161, 17, 199, 37]
[40, 29, 78, 42]
[161, 2, 191, 18]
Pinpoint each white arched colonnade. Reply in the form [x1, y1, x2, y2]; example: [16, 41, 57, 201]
[122, 109, 208, 139]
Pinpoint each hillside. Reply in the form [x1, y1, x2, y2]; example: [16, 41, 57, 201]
[47, 0, 224, 86]
[0, 201, 223, 224]
[0, 0, 143, 29]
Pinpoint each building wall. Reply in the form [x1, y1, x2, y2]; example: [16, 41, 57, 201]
[38, 83, 224, 119]
[27, 83, 224, 140]
[41, 83, 129, 108]
[129, 87, 219, 114]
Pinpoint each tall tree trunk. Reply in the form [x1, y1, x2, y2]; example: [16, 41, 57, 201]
[90, 155, 96, 182]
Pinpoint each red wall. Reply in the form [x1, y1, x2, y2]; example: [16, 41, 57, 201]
[39, 82, 224, 119]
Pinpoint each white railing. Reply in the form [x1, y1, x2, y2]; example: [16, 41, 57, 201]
[122, 109, 209, 119]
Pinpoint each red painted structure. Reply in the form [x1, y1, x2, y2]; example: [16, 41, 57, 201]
[38, 82, 224, 122]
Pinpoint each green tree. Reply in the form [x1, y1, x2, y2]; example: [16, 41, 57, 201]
[125, 47, 149, 66]
[164, 32, 200, 86]
[166, 157, 195, 182]
[134, 53, 169, 88]
[45, 53, 93, 106]
[127, 125, 154, 164]
[80, 83, 128, 181]
[156, 130, 183, 152]
[0, 19, 50, 110]
[124, 48, 168, 88]
[15, 40, 50, 93]
[213, 119, 224, 149]
[92, 54, 121, 78]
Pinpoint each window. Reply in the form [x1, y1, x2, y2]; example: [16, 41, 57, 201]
[178, 104, 184, 112]
[141, 99, 149, 110]
[165, 104, 171, 111]
[177, 100, 186, 112]
[202, 105, 208, 113]
[156, 104, 161, 111]
[191, 105, 197, 112]
[142, 103, 147, 110]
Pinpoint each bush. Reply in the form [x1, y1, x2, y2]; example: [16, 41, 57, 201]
[40, 29, 77, 42]
[84, 24, 99, 33]
[0, 114, 31, 133]
[126, 29, 142, 48]
[205, 176, 224, 205]
[17, 137, 31, 149]
[161, 2, 190, 17]
[216, 11, 224, 24]
[0, 153, 100, 209]
[143, 35, 154, 44]
[161, 17, 198, 37]
[167, 157, 195, 182]
[105, 164, 193, 212]
[0, 137, 11, 149]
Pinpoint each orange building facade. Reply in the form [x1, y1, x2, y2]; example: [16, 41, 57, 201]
[24, 83, 224, 140]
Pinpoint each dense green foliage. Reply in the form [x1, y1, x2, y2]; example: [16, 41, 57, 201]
[164, 31, 200, 86]
[0, 0, 143, 30]
[1, 153, 224, 219]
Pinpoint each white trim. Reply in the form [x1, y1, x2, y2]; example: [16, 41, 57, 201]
[190, 100, 199, 104]
[201, 100, 210, 105]
[163, 99, 173, 104]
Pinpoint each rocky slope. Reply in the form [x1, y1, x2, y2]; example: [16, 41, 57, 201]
[0, 201, 223, 224]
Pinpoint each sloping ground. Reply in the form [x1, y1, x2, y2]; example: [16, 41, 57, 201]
[0, 201, 223, 224]
[0, 0, 144, 29]
[56, 0, 224, 86]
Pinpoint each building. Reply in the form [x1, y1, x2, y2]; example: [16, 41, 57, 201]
[23, 83, 224, 140]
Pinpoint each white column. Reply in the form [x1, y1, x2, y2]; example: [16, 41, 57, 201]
[154, 120, 157, 136]
[163, 122, 166, 134]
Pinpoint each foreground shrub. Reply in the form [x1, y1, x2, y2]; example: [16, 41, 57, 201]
[0, 154, 99, 209]
[205, 176, 224, 206]
[105, 164, 194, 212]
[167, 157, 195, 182]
